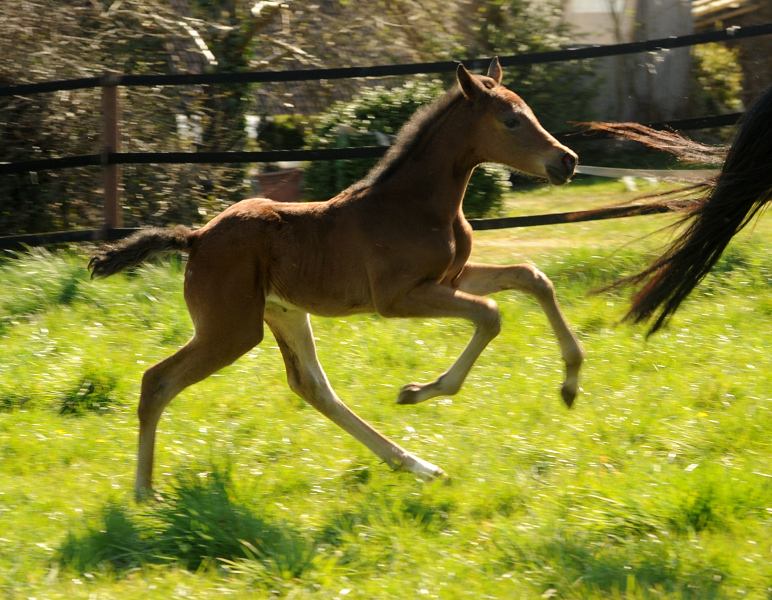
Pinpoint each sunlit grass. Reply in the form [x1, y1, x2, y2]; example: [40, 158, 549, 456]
[2, 189, 772, 598]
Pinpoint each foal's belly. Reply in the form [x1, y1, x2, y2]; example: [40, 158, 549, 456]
[264, 288, 376, 318]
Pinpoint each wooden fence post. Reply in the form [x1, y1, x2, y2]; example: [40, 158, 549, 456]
[101, 71, 122, 237]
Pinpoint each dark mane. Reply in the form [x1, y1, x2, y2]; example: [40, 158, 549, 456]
[350, 86, 465, 191]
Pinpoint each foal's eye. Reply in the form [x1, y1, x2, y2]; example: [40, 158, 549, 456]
[504, 117, 520, 129]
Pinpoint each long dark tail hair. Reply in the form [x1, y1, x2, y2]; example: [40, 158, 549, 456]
[89, 226, 193, 279]
[603, 85, 772, 335]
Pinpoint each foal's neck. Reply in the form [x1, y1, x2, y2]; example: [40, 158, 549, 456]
[376, 104, 479, 221]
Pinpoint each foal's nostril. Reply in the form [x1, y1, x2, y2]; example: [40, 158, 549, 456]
[562, 153, 576, 172]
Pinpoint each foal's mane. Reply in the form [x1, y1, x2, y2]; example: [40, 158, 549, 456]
[351, 85, 466, 191]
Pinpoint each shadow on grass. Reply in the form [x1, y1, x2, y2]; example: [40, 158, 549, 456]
[58, 469, 317, 581]
[495, 531, 728, 600]
[490, 472, 767, 598]
[492, 480, 749, 600]
[58, 503, 151, 573]
[58, 465, 461, 587]
[0, 390, 32, 412]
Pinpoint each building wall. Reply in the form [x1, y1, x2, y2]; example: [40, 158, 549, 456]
[562, 0, 694, 122]
[563, 0, 637, 45]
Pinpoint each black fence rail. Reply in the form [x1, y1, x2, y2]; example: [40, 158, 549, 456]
[0, 109, 745, 178]
[1, 22, 770, 250]
[0, 201, 695, 252]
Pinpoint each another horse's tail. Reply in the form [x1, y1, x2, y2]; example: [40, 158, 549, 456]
[605, 85, 772, 335]
[89, 225, 194, 279]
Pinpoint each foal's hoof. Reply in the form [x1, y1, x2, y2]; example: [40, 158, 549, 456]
[561, 383, 577, 408]
[396, 454, 448, 482]
[420, 468, 450, 484]
[412, 463, 448, 482]
[397, 383, 425, 405]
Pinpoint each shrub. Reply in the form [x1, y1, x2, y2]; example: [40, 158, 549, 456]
[303, 81, 509, 218]
[256, 115, 307, 152]
[0, 390, 32, 412]
[255, 115, 308, 172]
[691, 42, 744, 115]
[58, 369, 121, 416]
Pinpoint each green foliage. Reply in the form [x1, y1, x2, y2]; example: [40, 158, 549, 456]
[153, 469, 316, 575]
[492, 523, 729, 599]
[58, 504, 152, 573]
[0, 248, 89, 318]
[256, 115, 307, 152]
[256, 114, 309, 173]
[691, 43, 744, 115]
[303, 81, 508, 217]
[0, 389, 32, 412]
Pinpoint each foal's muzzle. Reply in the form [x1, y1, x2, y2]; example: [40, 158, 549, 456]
[546, 151, 577, 185]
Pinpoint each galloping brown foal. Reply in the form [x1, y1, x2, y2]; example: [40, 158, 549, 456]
[90, 58, 583, 497]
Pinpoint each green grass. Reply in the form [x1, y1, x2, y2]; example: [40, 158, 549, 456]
[3, 180, 772, 599]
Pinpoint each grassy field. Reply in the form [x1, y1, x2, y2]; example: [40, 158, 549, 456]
[3, 178, 772, 599]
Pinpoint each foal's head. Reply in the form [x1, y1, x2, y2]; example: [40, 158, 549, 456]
[458, 58, 577, 185]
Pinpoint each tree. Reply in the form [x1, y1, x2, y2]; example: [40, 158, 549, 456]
[0, 0, 292, 233]
[0, 0, 595, 235]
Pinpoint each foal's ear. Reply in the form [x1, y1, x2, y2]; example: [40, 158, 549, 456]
[457, 63, 486, 100]
[487, 56, 502, 84]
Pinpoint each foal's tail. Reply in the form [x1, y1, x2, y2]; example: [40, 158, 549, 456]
[603, 85, 772, 335]
[89, 225, 194, 279]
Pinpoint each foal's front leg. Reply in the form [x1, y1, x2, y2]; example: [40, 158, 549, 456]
[376, 282, 503, 405]
[453, 262, 583, 406]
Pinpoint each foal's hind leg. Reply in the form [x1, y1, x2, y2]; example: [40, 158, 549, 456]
[135, 332, 261, 495]
[135, 263, 265, 497]
[264, 305, 445, 481]
[453, 262, 583, 406]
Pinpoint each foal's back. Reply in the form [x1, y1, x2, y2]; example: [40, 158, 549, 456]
[187, 178, 469, 320]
